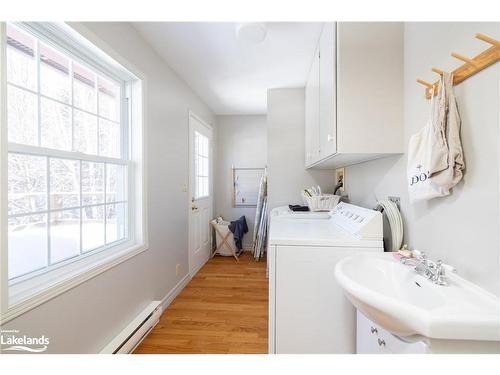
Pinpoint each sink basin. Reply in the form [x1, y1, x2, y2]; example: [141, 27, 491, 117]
[334, 252, 500, 342]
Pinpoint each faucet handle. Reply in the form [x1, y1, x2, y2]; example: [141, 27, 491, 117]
[434, 260, 449, 285]
[436, 260, 444, 273]
[416, 251, 427, 265]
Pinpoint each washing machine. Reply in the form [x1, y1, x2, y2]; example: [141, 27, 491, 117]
[267, 202, 383, 354]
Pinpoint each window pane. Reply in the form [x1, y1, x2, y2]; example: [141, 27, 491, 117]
[73, 63, 97, 113]
[82, 205, 105, 252]
[202, 156, 209, 177]
[49, 209, 80, 264]
[8, 214, 48, 280]
[106, 203, 126, 244]
[73, 110, 98, 154]
[106, 164, 126, 203]
[194, 131, 200, 156]
[40, 43, 71, 104]
[41, 97, 71, 151]
[98, 77, 120, 121]
[50, 158, 80, 210]
[81, 161, 104, 205]
[99, 118, 120, 157]
[6, 24, 37, 91]
[201, 136, 208, 157]
[7, 85, 38, 146]
[202, 176, 208, 197]
[8, 154, 47, 215]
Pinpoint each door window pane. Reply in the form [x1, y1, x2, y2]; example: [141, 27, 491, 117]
[106, 203, 126, 244]
[82, 205, 105, 252]
[8, 153, 47, 215]
[73, 63, 97, 113]
[81, 161, 104, 205]
[41, 97, 72, 151]
[6, 24, 37, 91]
[99, 118, 120, 157]
[40, 42, 71, 104]
[194, 131, 209, 199]
[73, 110, 98, 155]
[50, 158, 80, 210]
[49, 209, 80, 264]
[8, 214, 48, 280]
[106, 164, 126, 203]
[7, 85, 38, 146]
[98, 77, 120, 121]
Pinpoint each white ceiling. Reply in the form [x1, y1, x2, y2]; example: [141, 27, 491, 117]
[132, 22, 323, 115]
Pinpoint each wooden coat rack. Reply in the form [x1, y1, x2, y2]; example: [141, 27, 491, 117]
[417, 33, 500, 99]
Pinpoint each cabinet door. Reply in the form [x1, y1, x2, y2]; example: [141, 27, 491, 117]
[319, 22, 337, 158]
[305, 45, 320, 166]
[275, 246, 356, 353]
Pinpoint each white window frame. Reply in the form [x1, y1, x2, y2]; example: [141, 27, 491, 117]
[0, 22, 148, 324]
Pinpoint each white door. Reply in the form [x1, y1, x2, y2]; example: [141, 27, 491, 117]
[188, 112, 213, 276]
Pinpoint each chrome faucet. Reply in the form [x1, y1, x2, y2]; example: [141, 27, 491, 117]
[400, 252, 454, 286]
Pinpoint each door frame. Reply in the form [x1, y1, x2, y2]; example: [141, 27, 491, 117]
[187, 110, 214, 277]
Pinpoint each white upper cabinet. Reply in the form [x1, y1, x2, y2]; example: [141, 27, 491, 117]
[305, 44, 320, 166]
[319, 23, 337, 159]
[305, 22, 404, 169]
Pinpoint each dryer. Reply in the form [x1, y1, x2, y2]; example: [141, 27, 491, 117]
[268, 202, 383, 354]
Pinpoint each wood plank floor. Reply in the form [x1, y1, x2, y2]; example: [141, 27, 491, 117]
[134, 252, 268, 354]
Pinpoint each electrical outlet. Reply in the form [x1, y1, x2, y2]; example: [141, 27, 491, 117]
[176, 264, 181, 277]
[335, 168, 345, 193]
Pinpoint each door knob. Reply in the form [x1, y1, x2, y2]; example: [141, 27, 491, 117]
[192, 205, 198, 211]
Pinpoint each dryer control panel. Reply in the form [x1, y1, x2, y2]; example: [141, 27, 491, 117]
[331, 202, 382, 241]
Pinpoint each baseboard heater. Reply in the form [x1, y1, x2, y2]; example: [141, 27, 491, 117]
[100, 301, 162, 354]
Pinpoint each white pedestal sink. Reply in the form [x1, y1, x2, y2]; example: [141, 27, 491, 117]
[334, 252, 500, 353]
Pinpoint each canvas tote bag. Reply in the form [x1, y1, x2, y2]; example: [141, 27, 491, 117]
[407, 74, 450, 203]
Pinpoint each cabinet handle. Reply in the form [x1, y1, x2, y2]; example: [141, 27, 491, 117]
[327, 134, 334, 142]
[370, 327, 378, 334]
[377, 338, 386, 347]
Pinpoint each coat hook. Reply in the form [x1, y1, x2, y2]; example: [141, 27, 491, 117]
[451, 52, 479, 67]
[432, 67, 445, 75]
[475, 33, 500, 48]
[416, 79, 433, 88]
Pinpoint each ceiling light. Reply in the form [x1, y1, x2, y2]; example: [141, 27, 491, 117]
[236, 23, 267, 44]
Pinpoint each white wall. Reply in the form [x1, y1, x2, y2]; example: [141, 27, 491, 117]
[214, 115, 267, 249]
[2, 22, 216, 353]
[267, 88, 334, 209]
[345, 22, 500, 296]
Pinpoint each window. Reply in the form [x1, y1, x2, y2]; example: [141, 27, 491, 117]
[1, 22, 146, 322]
[194, 131, 209, 199]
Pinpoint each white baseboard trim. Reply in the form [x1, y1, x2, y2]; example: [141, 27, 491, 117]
[99, 269, 193, 354]
[100, 301, 161, 354]
[160, 273, 191, 312]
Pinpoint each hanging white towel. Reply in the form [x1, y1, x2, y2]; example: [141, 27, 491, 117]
[407, 73, 465, 203]
[429, 73, 465, 192]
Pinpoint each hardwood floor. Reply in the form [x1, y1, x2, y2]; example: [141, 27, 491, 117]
[134, 252, 268, 354]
